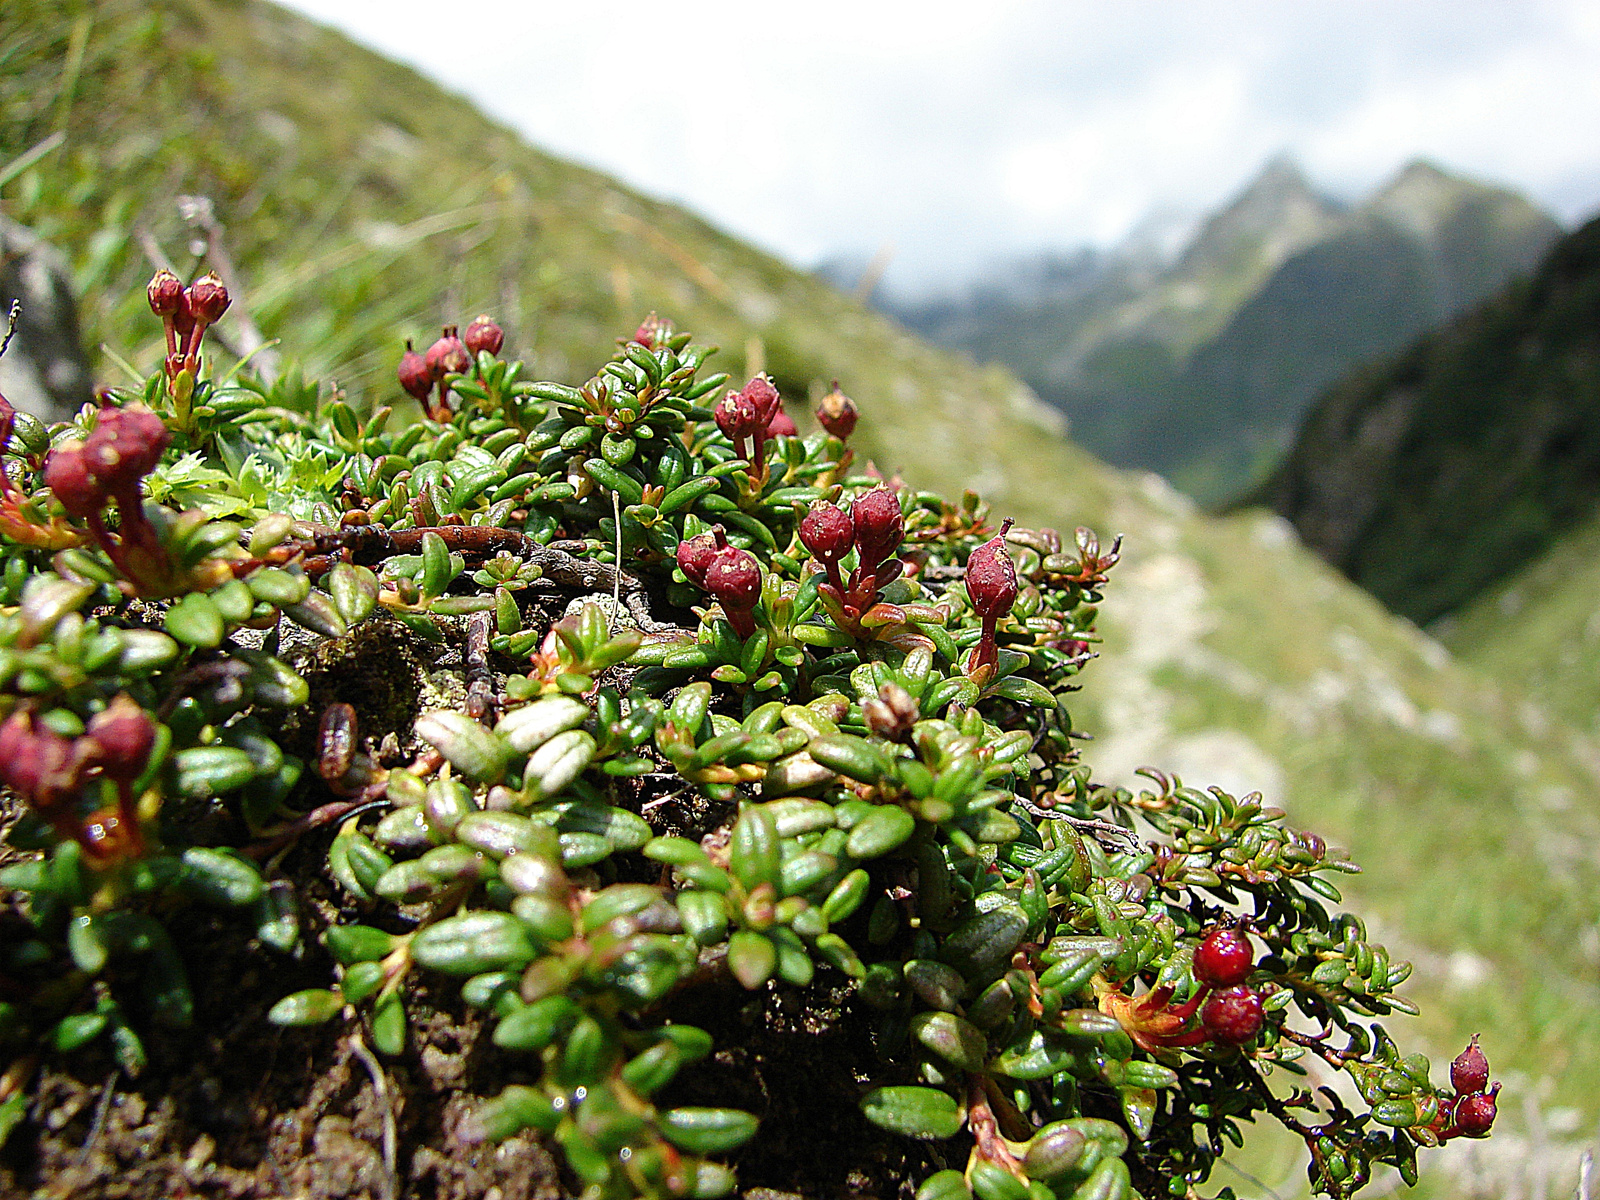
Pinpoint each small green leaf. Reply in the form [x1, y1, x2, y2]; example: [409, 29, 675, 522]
[660, 1107, 760, 1155]
[728, 930, 777, 989]
[410, 911, 536, 975]
[52, 1011, 109, 1052]
[414, 710, 511, 783]
[845, 805, 916, 860]
[268, 989, 343, 1026]
[180, 847, 265, 907]
[860, 1085, 963, 1139]
[164, 591, 224, 647]
[910, 1011, 990, 1071]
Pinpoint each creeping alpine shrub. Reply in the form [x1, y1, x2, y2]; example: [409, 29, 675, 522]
[0, 277, 1498, 1198]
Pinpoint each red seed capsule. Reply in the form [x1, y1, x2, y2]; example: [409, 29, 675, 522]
[1453, 1084, 1499, 1136]
[146, 269, 185, 317]
[704, 547, 761, 611]
[767, 402, 797, 438]
[1200, 984, 1264, 1045]
[741, 374, 781, 427]
[1193, 925, 1255, 989]
[464, 314, 504, 357]
[714, 390, 761, 443]
[850, 486, 903, 570]
[1450, 1034, 1490, 1095]
[87, 696, 158, 783]
[815, 382, 858, 439]
[187, 272, 231, 325]
[632, 313, 671, 349]
[83, 405, 170, 497]
[799, 501, 854, 565]
[676, 527, 727, 589]
[43, 441, 106, 517]
[398, 340, 433, 401]
[425, 326, 471, 380]
[965, 518, 1018, 621]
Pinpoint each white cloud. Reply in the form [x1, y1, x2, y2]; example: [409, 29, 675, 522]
[280, 0, 1600, 294]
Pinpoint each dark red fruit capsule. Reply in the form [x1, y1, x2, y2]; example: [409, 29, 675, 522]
[146, 269, 185, 317]
[83, 405, 171, 498]
[704, 547, 761, 611]
[741, 374, 781, 427]
[767, 402, 797, 437]
[187, 272, 231, 325]
[1453, 1084, 1499, 1136]
[714, 390, 761, 443]
[43, 442, 105, 518]
[425, 326, 471, 380]
[799, 501, 854, 564]
[398, 340, 433, 401]
[851, 486, 903, 570]
[464, 314, 504, 357]
[676, 527, 727, 589]
[1450, 1034, 1490, 1095]
[1193, 926, 1255, 989]
[87, 696, 158, 783]
[632, 313, 671, 349]
[965, 518, 1018, 621]
[1200, 984, 1263, 1045]
[815, 382, 858, 439]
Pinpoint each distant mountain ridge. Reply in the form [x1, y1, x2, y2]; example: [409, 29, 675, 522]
[887, 157, 1561, 503]
[1255, 211, 1600, 625]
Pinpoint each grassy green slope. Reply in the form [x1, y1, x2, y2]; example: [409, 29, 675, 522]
[1441, 512, 1600, 737]
[5, 3, 1600, 1193]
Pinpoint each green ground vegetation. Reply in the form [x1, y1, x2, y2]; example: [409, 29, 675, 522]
[4, 3, 1600, 1194]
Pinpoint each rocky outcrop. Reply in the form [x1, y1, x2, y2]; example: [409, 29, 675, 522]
[0, 216, 93, 422]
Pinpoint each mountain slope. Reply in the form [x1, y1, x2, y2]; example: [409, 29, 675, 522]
[1440, 512, 1600, 736]
[5, 3, 1600, 1192]
[889, 157, 1344, 464]
[1255, 213, 1600, 625]
[891, 158, 1559, 506]
[1146, 162, 1562, 500]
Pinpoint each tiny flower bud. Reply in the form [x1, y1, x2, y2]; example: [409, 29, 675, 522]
[816, 382, 858, 439]
[398, 340, 433, 401]
[147, 269, 185, 317]
[1193, 925, 1254, 988]
[704, 547, 761, 613]
[88, 695, 158, 783]
[767, 402, 797, 438]
[965, 518, 1017, 620]
[464, 314, 504, 357]
[1453, 1084, 1499, 1136]
[851, 486, 903, 570]
[1200, 984, 1264, 1045]
[0, 710, 82, 811]
[799, 501, 854, 565]
[714, 391, 761, 444]
[43, 441, 105, 518]
[0, 392, 14, 450]
[741, 374, 781, 427]
[632, 313, 672, 349]
[862, 682, 919, 741]
[1450, 1035, 1490, 1095]
[425, 326, 471, 381]
[676, 527, 727, 589]
[84, 405, 171, 496]
[79, 806, 144, 863]
[187, 272, 231, 325]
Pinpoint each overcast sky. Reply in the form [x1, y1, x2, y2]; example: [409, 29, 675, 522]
[281, 0, 1600, 296]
